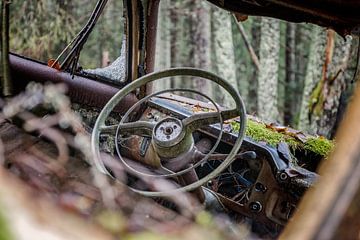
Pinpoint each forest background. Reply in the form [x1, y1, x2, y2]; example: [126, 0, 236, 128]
[9, 0, 359, 139]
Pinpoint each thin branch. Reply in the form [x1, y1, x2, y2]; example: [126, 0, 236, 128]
[232, 14, 260, 71]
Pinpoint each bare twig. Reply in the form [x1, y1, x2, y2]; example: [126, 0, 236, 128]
[232, 14, 260, 71]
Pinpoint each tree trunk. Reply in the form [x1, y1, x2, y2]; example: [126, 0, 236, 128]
[298, 27, 327, 133]
[316, 35, 352, 138]
[154, 0, 171, 91]
[211, 7, 238, 107]
[293, 24, 312, 126]
[284, 22, 297, 126]
[257, 17, 280, 122]
[247, 17, 261, 114]
[189, 0, 211, 98]
[169, 1, 180, 88]
[232, 16, 260, 71]
[298, 28, 352, 138]
[331, 38, 360, 138]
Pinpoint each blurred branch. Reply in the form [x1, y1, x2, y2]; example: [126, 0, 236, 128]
[232, 14, 260, 71]
[0, 167, 113, 240]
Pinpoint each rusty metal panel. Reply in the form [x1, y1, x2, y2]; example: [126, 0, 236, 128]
[9, 54, 138, 114]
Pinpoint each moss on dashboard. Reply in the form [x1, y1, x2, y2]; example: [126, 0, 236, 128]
[245, 120, 284, 146]
[303, 137, 334, 157]
[230, 119, 334, 157]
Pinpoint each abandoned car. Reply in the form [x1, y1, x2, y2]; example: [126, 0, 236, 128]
[1, 0, 359, 239]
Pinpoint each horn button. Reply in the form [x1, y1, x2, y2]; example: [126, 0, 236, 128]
[153, 118, 184, 147]
[152, 117, 193, 159]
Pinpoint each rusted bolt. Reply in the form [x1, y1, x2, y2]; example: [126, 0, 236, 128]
[249, 201, 262, 213]
[279, 172, 288, 181]
[255, 182, 267, 193]
[147, 112, 153, 119]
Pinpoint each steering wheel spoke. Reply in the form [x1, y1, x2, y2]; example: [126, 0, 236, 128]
[183, 109, 238, 132]
[100, 121, 155, 136]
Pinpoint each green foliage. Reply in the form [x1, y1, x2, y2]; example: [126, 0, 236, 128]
[79, 0, 124, 68]
[10, 0, 80, 60]
[9, 0, 123, 68]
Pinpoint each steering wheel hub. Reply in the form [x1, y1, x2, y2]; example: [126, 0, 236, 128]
[152, 117, 193, 159]
[153, 118, 184, 147]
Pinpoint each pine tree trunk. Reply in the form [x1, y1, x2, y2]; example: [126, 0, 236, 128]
[293, 24, 312, 126]
[211, 7, 238, 107]
[155, 1, 171, 71]
[154, 1, 171, 91]
[232, 17, 260, 111]
[257, 17, 280, 122]
[284, 22, 296, 126]
[298, 27, 327, 133]
[316, 35, 352, 138]
[189, 0, 211, 97]
[169, 1, 180, 88]
[247, 17, 261, 114]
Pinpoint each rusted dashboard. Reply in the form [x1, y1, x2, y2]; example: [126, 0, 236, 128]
[112, 93, 319, 236]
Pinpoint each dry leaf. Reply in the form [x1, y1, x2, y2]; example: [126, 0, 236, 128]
[48, 59, 61, 70]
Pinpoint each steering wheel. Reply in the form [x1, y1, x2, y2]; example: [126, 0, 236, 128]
[91, 68, 247, 197]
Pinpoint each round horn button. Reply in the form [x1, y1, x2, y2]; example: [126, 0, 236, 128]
[153, 118, 184, 146]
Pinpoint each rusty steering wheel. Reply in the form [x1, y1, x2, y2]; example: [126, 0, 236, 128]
[91, 68, 247, 197]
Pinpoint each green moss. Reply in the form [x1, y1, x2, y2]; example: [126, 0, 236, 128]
[230, 120, 334, 157]
[0, 209, 13, 240]
[303, 137, 334, 157]
[244, 121, 284, 146]
[309, 78, 325, 117]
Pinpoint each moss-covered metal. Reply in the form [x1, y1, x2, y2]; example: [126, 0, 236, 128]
[231, 119, 334, 157]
